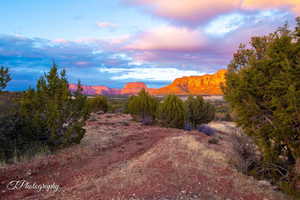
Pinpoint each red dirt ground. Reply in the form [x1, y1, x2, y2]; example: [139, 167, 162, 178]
[0, 114, 290, 200]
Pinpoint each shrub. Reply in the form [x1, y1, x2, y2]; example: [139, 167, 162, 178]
[157, 94, 185, 128]
[0, 66, 11, 92]
[197, 125, 216, 136]
[88, 96, 108, 113]
[127, 89, 159, 125]
[208, 138, 219, 145]
[19, 63, 90, 149]
[223, 18, 300, 194]
[184, 96, 215, 129]
[0, 112, 26, 162]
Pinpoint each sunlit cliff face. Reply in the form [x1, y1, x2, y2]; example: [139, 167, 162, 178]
[69, 70, 227, 96]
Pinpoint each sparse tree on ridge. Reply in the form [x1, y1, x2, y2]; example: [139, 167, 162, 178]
[184, 95, 215, 129]
[127, 89, 159, 125]
[157, 94, 185, 128]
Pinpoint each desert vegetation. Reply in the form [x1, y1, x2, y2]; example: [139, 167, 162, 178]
[126, 91, 216, 129]
[184, 95, 215, 129]
[0, 64, 89, 163]
[87, 95, 109, 113]
[126, 89, 159, 125]
[223, 17, 300, 197]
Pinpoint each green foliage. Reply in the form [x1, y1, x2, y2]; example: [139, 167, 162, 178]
[108, 98, 127, 113]
[88, 96, 108, 113]
[19, 63, 89, 149]
[0, 66, 11, 92]
[184, 96, 215, 128]
[127, 89, 159, 124]
[223, 19, 300, 193]
[157, 94, 185, 128]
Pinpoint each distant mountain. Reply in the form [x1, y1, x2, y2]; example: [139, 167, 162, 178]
[69, 84, 121, 95]
[69, 69, 227, 96]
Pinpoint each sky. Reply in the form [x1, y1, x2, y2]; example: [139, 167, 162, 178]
[0, 0, 298, 91]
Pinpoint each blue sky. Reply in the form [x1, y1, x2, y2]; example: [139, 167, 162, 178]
[0, 0, 298, 91]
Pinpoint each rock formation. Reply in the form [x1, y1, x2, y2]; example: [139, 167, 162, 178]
[69, 69, 227, 96]
[121, 82, 148, 95]
[151, 69, 226, 95]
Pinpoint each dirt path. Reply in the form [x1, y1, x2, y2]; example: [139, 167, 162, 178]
[0, 114, 289, 200]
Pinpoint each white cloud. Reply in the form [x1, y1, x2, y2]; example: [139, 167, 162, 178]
[98, 67, 205, 81]
[205, 13, 245, 36]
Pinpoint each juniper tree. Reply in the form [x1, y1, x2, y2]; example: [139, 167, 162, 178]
[223, 18, 300, 188]
[88, 96, 108, 113]
[157, 94, 185, 128]
[184, 96, 215, 129]
[127, 89, 159, 124]
[20, 63, 89, 149]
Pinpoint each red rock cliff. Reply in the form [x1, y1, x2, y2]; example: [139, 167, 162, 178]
[151, 69, 226, 95]
[69, 69, 227, 96]
[121, 82, 148, 95]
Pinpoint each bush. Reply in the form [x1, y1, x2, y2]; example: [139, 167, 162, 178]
[184, 96, 215, 129]
[198, 125, 216, 136]
[19, 63, 90, 150]
[127, 89, 159, 125]
[157, 95, 185, 128]
[0, 112, 26, 162]
[223, 18, 300, 194]
[0, 66, 11, 92]
[88, 96, 108, 113]
[208, 138, 219, 145]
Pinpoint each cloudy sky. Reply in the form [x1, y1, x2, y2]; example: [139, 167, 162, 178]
[0, 0, 298, 91]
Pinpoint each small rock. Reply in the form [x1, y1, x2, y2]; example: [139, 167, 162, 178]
[26, 169, 32, 176]
[97, 111, 104, 115]
[258, 180, 271, 187]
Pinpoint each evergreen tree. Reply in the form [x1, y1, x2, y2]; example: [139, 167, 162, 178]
[157, 95, 185, 128]
[127, 89, 158, 124]
[20, 63, 89, 149]
[0, 66, 11, 92]
[223, 19, 300, 189]
[184, 96, 215, 129]
[88, 96, 108, 113]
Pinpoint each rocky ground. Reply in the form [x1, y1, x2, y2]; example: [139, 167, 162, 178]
[0, 113, 290, 200]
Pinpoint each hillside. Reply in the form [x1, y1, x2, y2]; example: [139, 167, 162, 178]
[0, 113, 289, 200]
[69, 69, 227, 96]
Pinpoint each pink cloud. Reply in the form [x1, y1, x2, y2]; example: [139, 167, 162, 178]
[242, 0, 300, 14]
[125, 0, 299, 25]
[126, 0, 240, 25]
[125, 26, 206, 52]
[75, 61, 89, 66]
[108, 35, 131, 45]
[53, 38, 69, 44]
[96, 22, 118, 29]
[122, 20, 280, 69]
